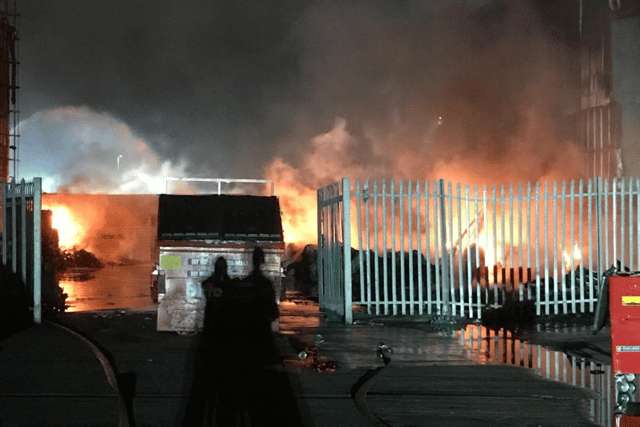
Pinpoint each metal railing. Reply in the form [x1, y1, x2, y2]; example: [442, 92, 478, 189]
[164, 177, 275, 196]
[1, 177, 42, 323]
[318, 177, 640, 323]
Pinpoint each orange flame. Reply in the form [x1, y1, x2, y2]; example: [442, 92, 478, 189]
[44, 205, 84, 249]
[563, 243, 581, 272]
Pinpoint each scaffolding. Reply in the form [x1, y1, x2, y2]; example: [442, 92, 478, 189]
[0, 0, 18, 183]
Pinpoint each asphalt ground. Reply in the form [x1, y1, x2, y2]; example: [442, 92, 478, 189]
[0, 300, 611, 427]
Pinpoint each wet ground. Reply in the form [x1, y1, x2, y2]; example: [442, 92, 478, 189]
[59, 264, 156, 312]
[50, 270, 617, 426]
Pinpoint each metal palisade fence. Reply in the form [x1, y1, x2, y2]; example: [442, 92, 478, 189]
[318, 177, 640, 323]
[1, 177, 42, 323]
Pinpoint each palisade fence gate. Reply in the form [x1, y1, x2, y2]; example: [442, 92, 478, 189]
[318, 177, 640, 324]
[1, 177, 42, 323]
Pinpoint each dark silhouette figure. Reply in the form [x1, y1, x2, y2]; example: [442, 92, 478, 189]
[202, 257, 232, 338]
[183, 256, 232, 426]
[183, 250, 303, 427]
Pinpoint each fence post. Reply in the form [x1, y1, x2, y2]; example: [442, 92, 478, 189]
[438, 179, 450, 315]
[317, 187, 324, 309]
[33, 178, 42, 324]
[10, 178, 16, 273]
[342, 178, 353, 324]
[20, 179, 27, 283]
[1, 180, 6, 265]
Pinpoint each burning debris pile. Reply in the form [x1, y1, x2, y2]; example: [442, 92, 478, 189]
[42, 194, 157, 265]
[41, 210, 67, 314]
[282, 243, 318, 299]
[60, 248, 104, 269]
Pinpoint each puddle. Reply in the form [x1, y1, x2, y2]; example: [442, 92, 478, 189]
[458, 324, 615, 426]
[59, 264, 156, 312]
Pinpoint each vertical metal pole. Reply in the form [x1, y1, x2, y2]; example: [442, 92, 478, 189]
[425, 182, 432, 315]
[508, 184, 514, 296]
[400, 180, 406, 315]
[544, 182, 550, 315]
[342, 178, 352, 324]
[373, 181, 380, 315]
[11, 179, 17, 273]
[570, 180, 576, 313]
[579, 180, 585, 312]
[492, 185, 498, 304]
[391, 180, 397, 315]
[434, 182, 441, 313]
[416, 181, 424, 315]
[482, 185, 488, 307]
[317, 188, 324, 309]
[518, 183, 524, 301]
[535, 182, 541, 315]
[465, 184, 472, 317]
[382, 180, 389, 315]
[620, 178, 625, 269]
[526, 182, 532, 299]
[637, 178, 640, 271]
[448, 182, 455, 313]
[552, 181, 558, 314]
[408, 180, 414, 315]
[588, 179, 595, 312]
[33, 178, 42, 324]
[596, 177, 604, 279]
[2, 180, 6, 265]
[20, 179, 26, 283]
[457, 182, 463, 316]
[606, 178, 611, 269]
[364, 181, 372, 313]
[356, 180, 364, 308]
[475, 185, 481, 317]
[439, 179, 450, 315]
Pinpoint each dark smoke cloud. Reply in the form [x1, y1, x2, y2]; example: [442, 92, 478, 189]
[19, 0, 583, 189]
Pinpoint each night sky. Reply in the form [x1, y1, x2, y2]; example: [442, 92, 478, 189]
[16, 0, 584, 193]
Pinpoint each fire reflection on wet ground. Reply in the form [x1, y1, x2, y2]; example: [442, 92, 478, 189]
[458, 324, 614, 426]
[59, 264, 156, 312]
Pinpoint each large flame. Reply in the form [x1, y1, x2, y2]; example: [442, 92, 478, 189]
[44, 204, 84, 249]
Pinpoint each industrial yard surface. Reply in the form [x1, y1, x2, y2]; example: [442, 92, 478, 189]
[0, 300, 608, 427]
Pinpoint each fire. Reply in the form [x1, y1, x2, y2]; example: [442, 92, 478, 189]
[265, 158, 319, 245]
[45, 205, 83, 249]
[480, 237, 503, 269]
[563, 243, 581, 272]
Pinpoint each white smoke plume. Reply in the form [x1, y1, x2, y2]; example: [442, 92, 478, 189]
[19, 106, 189, 194]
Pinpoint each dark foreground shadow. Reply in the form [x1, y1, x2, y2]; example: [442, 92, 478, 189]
[182, 252, 305, 426]
[181, 328, 305, 427]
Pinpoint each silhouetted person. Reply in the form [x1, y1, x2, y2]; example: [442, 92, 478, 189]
[183, 249, 303, 426]
[202, 257, 232, 338]
[183, 256, 232, 426]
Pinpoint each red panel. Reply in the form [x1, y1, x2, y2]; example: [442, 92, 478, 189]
[610, 276, 640, 374]
[615, 414, 640, 427]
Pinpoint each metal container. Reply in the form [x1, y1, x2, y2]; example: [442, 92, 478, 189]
[154, 194, 284, 333]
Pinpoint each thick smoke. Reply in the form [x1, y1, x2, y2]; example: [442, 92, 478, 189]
[19, 106, 189, 193]
[268, 0, 584, 190]
[19, 1, 587, 244]
[20, 0, 584, 186]
[263, 0, 585, 242]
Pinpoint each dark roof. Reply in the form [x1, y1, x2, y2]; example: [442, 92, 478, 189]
[157, 194, 283, 242]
